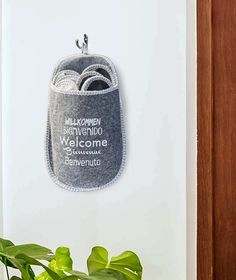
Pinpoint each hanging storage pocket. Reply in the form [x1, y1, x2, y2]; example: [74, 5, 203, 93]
[46, 54, 125, 191]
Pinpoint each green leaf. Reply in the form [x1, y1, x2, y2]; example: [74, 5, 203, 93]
[87, 247, 108, 273]
[5, 244, 53, 260]
[34, 246, 73, 280]
[35, 246, 74, 280]
[26, 264, 35, 278]
[0, 251, 35, 279]
[0, 253, 18, 269]
[90, 270, 126, 280]
[87, 247, 142, 280]
[68, 270, 88, 276]
[0, 238, 15, 252]
[0, 241, 53, 275]
[35, 271, 52, 280]
[55, 247, 73, 271]
[61, 277, 80, 280]
[69, 269, 125, 280]
[9, 258, 32, 280]
[15, 254, 61, 280]
[110, 251, 142, 279]
[10, 277, 22, 280]
[67, 270, 90, 280]
[0, 239, 17, 268]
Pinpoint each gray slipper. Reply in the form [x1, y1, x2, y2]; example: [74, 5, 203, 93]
[81, 76, 113, 91]
[83, 64, 116, 85]
[76, 71, 103, 90]
[46, 54, 125, 191]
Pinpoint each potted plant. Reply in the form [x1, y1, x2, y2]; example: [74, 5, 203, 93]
[0, 238, 142, 280]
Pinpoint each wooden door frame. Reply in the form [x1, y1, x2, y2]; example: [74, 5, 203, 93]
[197, 0, 214, 279]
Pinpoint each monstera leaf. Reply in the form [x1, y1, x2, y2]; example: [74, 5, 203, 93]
[54, 247, 73, 272]
[0, 238, 143, 280]
[16, 254, 61, 280]
[5, 244, 53, 261]
[69, 268, 125, 280]
[0, 238, 15, 251]
[89, 269, 126, 280]
[0, 239, 56, 280]
[87, 247, 142, 280]
[35, 246, 75, 280]
[0, 238, 17, 268]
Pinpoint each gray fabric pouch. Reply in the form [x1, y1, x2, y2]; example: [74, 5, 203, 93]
[46, 54, 125, 191]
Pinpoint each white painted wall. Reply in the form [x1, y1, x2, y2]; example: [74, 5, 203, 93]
[1, 0, 189, 279]
[186, 0, 197, 279]
[0, 0, 2, 240]
[0, 1, 4, 277]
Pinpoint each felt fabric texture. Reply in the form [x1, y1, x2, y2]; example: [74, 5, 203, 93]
[46, 54, 125, 191]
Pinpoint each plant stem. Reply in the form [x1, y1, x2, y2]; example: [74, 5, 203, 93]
[5, 264, 10, 280]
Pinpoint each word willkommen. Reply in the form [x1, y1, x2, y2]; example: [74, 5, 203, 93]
[65, 117, 101, 126]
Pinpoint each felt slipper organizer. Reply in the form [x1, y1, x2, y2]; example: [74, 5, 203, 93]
[46, 35, 125, 191]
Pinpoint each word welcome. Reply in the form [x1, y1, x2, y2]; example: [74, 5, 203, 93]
[60, 136, 108, 148]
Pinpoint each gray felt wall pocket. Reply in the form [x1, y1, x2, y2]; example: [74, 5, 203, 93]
[46, 36, 125, 191]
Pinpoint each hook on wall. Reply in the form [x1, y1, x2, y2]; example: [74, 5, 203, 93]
[75, 34, 88, 54]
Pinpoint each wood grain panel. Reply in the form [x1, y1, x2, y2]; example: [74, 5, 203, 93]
[197, 0, 214, 279]
[213, 0, 236, 278]
[213, 0, 236, 93]
[198, 0, 236, 279]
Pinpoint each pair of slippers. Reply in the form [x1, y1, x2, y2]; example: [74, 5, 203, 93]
[46, 54, 125, 192]
[53, 64, 115, 92]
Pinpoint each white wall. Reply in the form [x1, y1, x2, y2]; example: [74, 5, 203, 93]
[0, 1, 3, 277]
[2, 0, 188, 279]
[186, 0, 197, 279]
[0, 0, 2, 239]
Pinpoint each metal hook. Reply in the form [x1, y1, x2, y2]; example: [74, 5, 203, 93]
[84, 34, 88, 45]
[75, 34, 88, 54]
